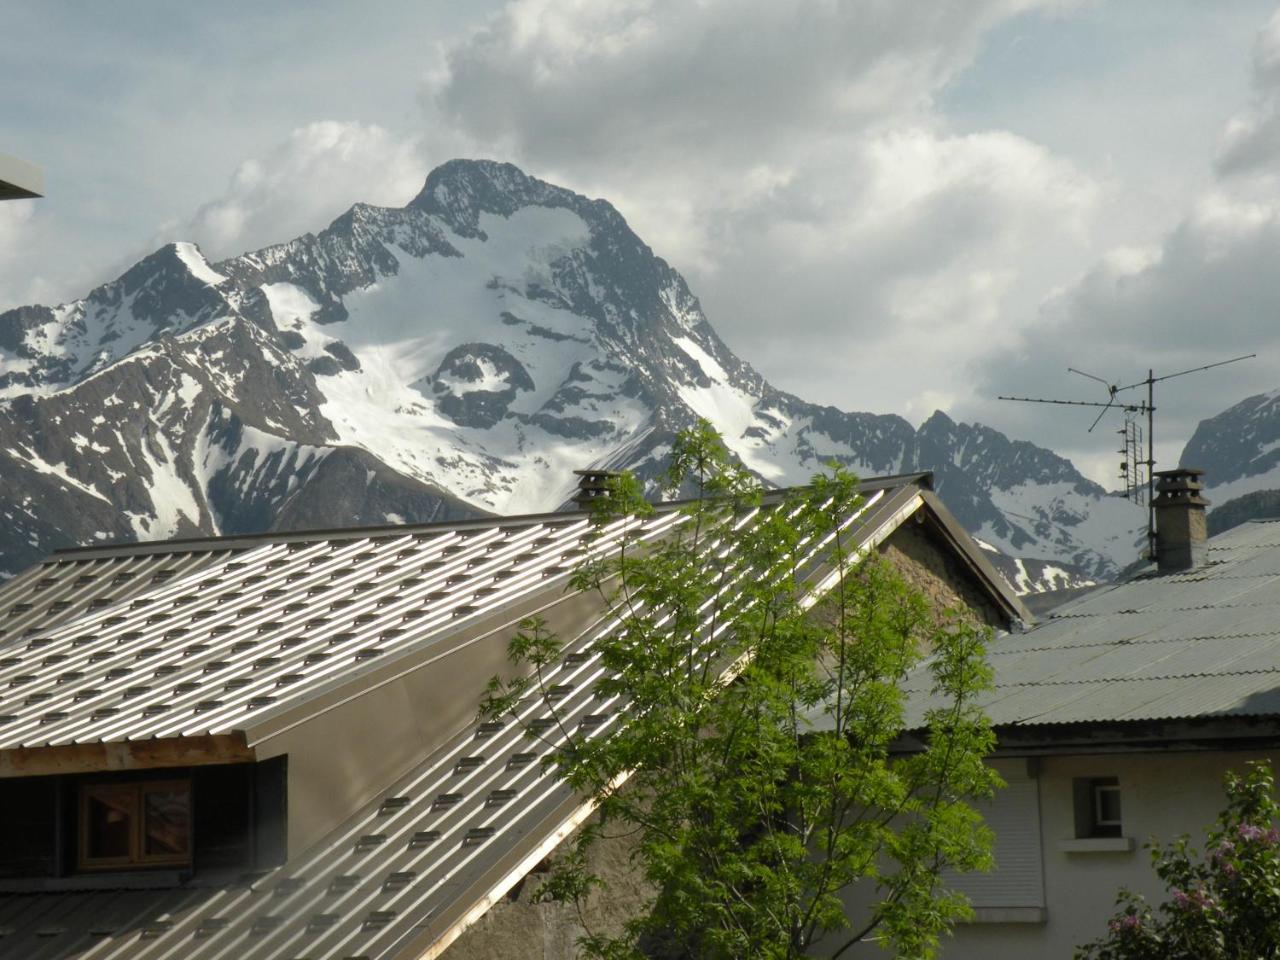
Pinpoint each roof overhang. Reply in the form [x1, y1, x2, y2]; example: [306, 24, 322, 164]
[0, 153, 43, 200]
[0, 733, 253, 777]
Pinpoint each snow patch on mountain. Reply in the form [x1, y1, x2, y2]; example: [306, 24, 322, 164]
[11, 444, 113, 505]
[981, 481, 1143, 570]
[173, 242, 227, 286]
[1181, 388, 1280, 505]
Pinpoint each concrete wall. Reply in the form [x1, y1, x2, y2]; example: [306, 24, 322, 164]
[938, 749, 1275, 960]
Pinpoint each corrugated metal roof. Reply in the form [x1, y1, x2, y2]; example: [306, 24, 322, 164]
[0, 475, 985, 959]
[0, 513, 681, 750]
[904, 520, 1280, 729]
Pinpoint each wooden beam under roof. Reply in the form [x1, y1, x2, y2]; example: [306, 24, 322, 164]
[0, 733, 254, 778]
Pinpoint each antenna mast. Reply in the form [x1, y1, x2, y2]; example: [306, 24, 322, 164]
[999, 353, 1255, 562]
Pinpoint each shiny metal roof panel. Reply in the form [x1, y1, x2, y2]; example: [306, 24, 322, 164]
[0, 550, 240, 649]
[0, 514, 690, 750]
[0, 477, 956, 754]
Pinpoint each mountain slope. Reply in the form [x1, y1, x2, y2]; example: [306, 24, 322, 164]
[1181, 389, 1280, 505]
[0, 159, 1143, 581]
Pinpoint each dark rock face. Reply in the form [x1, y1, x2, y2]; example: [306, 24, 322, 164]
[322, 341, 361, 372]
[425, 343, 534, 429]
[0, 159, 1142, 585]
[1182, 390, 1280, 488]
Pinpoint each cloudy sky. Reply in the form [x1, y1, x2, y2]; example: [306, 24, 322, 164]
[3, 1, 1280, 486]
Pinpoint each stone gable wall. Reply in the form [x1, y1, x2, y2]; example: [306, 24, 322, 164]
[878, 519, 1008, 630]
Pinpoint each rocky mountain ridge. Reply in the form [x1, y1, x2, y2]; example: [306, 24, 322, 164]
[0, 160, 1143, 586]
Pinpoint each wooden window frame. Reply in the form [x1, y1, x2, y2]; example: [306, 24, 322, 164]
[77, 778, 191, 870]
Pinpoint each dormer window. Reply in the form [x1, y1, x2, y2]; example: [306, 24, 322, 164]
[0, 758, 285, 887]
[79, 779, 191, 869]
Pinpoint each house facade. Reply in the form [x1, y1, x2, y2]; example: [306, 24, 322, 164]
[0, 472, 1027, 959]
[893, 468, 1280, 959]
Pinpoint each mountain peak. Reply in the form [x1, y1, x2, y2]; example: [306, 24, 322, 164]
[407, 159, 630, 242]
[919, 409, 956, 432]
[409, 159, 567, 235]
[0, 159, 1145, 585]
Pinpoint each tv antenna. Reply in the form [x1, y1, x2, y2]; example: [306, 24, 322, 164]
[998, 353, 1256, 561]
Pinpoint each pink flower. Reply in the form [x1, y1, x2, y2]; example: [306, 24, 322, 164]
[1238, 823, 1264, 842]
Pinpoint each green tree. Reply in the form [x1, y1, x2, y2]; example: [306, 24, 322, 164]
[1077, 761, 1280, 960]
[480, 422, 1000, 959]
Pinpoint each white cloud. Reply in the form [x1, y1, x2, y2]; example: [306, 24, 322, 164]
[1218, 9, 1280, 177]
[970, 181, 1280, 486]
[964, 8, 1280, 486]
[9, 0, 1275, 499]
[423, 0, 1099, 420]
[0, 200, 67, 308]
[179, 121, 428, 260]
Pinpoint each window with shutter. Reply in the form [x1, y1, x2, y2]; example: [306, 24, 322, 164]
[941, 768, 1045, 921]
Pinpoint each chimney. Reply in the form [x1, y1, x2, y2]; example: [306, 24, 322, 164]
[571, 469, 621, 509]
[1153, 468, 1210, 572]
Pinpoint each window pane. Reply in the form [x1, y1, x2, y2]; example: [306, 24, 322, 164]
[1096, 786, 1122, 825]
[0, 779, 57, 878]
[143, 786, 191, 858]
[85, 785, 134, 860]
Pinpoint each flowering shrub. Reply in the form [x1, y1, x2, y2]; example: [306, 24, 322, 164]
[1077, 761, 1280, 959]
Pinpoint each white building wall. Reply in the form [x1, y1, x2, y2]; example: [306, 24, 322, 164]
[940, 748, 1274, 960]
[820, 749, 1274, 959]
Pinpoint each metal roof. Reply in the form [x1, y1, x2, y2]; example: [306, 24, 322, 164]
[903, 520, 1280, 730]
[0, 474, 1022, 959]
[0, 597, 628, 960]
[0, 511, 681, 751]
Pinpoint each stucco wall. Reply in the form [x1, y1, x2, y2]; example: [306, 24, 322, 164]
[939, 749, 1276, 960]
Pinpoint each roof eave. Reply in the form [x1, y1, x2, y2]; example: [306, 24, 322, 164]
[0, 153, 43, 200]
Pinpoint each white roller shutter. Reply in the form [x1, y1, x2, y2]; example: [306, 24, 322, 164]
[942, 772, 1044, 909]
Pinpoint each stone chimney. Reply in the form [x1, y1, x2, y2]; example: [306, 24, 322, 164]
[1152, 468, 1210, 572]
[571, 468, 621, 509]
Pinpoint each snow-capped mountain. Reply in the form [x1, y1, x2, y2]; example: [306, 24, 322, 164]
[1181, 389, 1280, 504]
[0, 159, 1144, 582]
